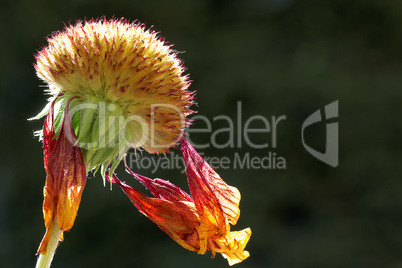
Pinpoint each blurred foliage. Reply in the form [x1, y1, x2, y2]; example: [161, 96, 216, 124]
[1, 0, 402, 267]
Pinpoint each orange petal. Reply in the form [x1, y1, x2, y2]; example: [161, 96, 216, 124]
[108, 172, 201, 251]
[181, 138, 241, 226]
[38, 98, 86, 254]
[51, 99, 86, 230]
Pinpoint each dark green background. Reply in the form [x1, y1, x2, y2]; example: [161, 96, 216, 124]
[1, 0, 401, 267]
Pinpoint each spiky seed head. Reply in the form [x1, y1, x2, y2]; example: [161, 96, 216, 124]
[34, 18, 195, 172]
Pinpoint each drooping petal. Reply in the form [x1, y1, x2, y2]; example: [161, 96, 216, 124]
[180, 137, 241, 225]
[124, 158, 192, 202]
[107, 139, 251, 265]
[52, 106, 87, 230]
[38, 99, 87, 255]
[180, 137, 251, 263]
[107, 172, 200, 251]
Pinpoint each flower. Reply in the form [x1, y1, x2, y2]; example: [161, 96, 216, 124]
[37, 98, 87, 255]
[34, 18, 194, 177]
[33, 17, 251, 267]
[107, 138, 251, 265]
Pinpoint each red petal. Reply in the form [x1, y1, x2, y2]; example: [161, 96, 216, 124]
[38, 98, 87, 254]
[51, 100, 86, 230]
[107, 172, 200, 251]
[124, 159, 192, 202]
[180, 138, 241, 226]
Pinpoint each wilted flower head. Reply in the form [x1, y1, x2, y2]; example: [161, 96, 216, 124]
[34, 18, 194, 175]
[33, 17, 250, 268]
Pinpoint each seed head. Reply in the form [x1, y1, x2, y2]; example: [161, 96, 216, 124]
[35, 18, 194, 156]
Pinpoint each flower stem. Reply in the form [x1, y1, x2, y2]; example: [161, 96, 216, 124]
[35, 220, 63, 268]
